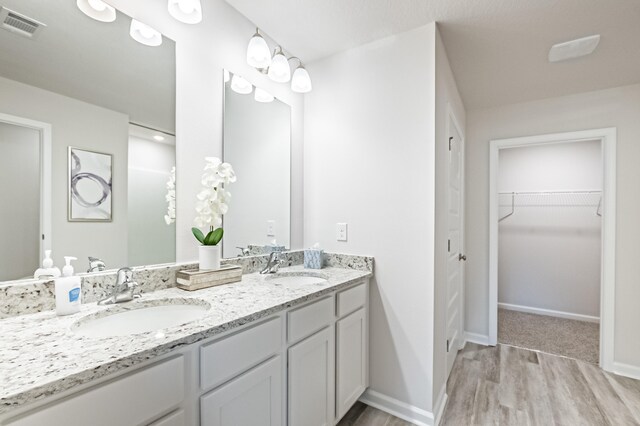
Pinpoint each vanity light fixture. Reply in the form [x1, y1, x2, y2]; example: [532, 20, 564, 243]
[268, 46, 291, 83]
[76, 0, 116, 23]
[290, 58, 312, 93]
[254, 87, 274, 103]
[246, 29, 272, 69]
[231, 74, 253, 94]
[130, 19, 162, 47]
[167, 0, 202, 24]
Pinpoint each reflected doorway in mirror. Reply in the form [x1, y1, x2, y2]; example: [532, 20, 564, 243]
[68, 147, 113, 222]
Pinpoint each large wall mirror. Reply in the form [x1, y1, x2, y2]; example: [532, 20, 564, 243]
[222, 70, 291, 258]
[0, 0, 176, 282]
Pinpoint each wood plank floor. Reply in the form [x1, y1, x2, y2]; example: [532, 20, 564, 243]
[441, 343, 640, 425]
[340, 343, 640, 425]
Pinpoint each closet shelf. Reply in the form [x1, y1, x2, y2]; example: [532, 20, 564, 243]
[498, 190, 602, 222]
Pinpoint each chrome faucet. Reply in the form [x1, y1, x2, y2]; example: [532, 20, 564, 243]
[260, 252, 283, 274]
[97, 267, 140, 305]
[87, 257, 106, 273]
[237, 246, 250, 257]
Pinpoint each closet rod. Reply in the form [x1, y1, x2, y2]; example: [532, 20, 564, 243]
[498, 190, 601, 195]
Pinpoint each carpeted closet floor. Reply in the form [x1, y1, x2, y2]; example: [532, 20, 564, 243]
[498, 309, 600, 364]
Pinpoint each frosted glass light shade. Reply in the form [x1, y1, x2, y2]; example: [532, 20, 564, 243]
[247, 32, 272, 69]
[77, 0, 116, 22]
[254, 87, 274, 103]
[130, 20, 163, 47]
[268, 48, 291, 83]
[231, 74, 252, 94]
[291, 66, 312, 93]
[168, 0, 202, 24]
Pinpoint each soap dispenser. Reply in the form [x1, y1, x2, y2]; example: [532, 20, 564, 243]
[55, 256, 81, 316]
[34, 250, 61, 279]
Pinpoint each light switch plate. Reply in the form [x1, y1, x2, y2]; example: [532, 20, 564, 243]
[266, 220, 275, 237]
[336, 223, 348, 241]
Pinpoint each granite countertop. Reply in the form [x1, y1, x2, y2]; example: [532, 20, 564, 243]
[0, 265, 371, 415]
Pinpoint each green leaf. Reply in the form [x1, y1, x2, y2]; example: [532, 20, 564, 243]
[192, 227, 205, 244]
[204, 228, 224, 246]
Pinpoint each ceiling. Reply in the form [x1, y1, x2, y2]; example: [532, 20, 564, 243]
[224, 0, 640, 109]
[0, 0, 175, 133]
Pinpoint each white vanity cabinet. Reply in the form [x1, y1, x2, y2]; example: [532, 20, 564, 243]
[1, 279, 369, 426]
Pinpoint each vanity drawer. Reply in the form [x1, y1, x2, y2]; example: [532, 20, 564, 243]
[287, 296, 333, 343]
[5, 356, 184, 426]
[200, 317, 282, 391]
[336, 282, 367, 317]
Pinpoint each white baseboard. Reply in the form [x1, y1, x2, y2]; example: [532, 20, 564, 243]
[359, 389, 435, 425]
[498, 302, 600, 323]
[464, 331, 490, 346]
[433, 385, 448, 426]
[612, 361, 640, 381]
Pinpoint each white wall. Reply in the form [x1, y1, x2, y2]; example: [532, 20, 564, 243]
[128, 137, 176, 266]
[222, 86, 291, 256]
[465, 83, 640, 370]
[498, 141, 602, 318]
[305, 24, 438, 417]
[0, 123, 40, 280]
[0, 76, 129, 271]
[107, 0, 305, 261]
[433, 26, 467, 409]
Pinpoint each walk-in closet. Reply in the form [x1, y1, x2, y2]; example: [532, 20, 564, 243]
[497, 139, 602, 363]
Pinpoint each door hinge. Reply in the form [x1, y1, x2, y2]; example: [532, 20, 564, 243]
[446, 339, 450, 352]
[448, 239, 451, 252]
[449, 136, 453, 151]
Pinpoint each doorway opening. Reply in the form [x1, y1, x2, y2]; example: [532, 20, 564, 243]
[488, 128, 616, 370]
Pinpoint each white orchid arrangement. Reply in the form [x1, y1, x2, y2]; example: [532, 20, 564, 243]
[192, 157, 236, 246]
[164, 166, 176, 225]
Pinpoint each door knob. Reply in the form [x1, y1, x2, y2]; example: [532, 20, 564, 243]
[459, 254, 467, 261]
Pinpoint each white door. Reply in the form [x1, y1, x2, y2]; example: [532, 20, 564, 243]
[336, 308, 367, 421]
[200, 356, 282, 426]
[446, 118, 465, 376]
[288, 327, 334, 426]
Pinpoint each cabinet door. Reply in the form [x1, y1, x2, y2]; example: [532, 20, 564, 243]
[288, 327, 334, 426]
[200, 356, 282, 426]
[336, 308, 367, 420]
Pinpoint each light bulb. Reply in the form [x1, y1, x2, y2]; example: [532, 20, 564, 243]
[231, 74, 252, 94]
[130, 19, 163, 47]
[77, 0, 116, 22]
[268, 47, 291, 83]
[247, 30, 271, 69]
[168, 0, 202, 24]
[291, 66, 312, 93]
[254, 87, 274, 103]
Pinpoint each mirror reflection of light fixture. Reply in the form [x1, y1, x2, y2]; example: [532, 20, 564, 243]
[130, 19, 163, 47]
[247, 29, 272, 69]
[231, 74, 252, 94]
[268, 46, 291, 83]
[290, 58, 312, 93]
[224, 69, 230, 83]
[168, 0, 202, 24]
[254, 87, 274, 103]
[76, 0, 116, 22]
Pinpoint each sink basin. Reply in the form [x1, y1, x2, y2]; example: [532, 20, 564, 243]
[265, 271, 329, 286]
[73, 298, 210, 338]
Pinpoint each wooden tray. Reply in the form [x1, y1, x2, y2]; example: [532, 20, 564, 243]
[176, 265, 242, 291]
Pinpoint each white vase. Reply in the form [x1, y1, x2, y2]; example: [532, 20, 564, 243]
[199, 245, 221, 271]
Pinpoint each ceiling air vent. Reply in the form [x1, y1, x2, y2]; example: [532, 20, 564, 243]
[0, 7, 46, 39]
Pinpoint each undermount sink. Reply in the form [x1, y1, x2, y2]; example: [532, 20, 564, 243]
[72, 298, 211, 338]
[265, 271, 329, 286]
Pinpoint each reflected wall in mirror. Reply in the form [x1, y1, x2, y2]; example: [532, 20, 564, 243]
[0, 1, 176, 282]
[223, 70, 291, 258]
